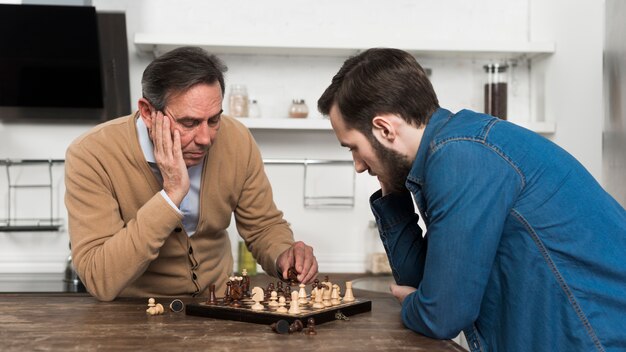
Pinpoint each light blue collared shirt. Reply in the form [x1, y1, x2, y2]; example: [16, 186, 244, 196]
[136, 116, 203, 236]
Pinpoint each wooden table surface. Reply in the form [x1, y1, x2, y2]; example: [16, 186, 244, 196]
[0, 274, 465, 352]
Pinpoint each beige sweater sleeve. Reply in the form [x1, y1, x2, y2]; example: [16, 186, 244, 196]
[65, 141, 183, 301]
[233, 129, 294, 276]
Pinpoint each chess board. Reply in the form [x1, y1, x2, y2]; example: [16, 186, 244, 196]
[186, 297, 372, 325]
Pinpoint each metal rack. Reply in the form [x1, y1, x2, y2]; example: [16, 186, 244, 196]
[263, 159, 356, 208]
[0, 158, 354, 232]
[0, 159, 65, 232]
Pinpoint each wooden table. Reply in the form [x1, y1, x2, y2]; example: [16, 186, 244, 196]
[0, 276, 465, 352]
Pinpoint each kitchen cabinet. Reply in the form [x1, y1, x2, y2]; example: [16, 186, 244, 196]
[134, 33, 556, 134]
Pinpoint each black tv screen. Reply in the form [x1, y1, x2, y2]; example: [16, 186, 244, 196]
[0, 4, 104, 121]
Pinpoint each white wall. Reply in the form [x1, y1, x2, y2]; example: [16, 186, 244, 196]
[0, 0, 605, 274]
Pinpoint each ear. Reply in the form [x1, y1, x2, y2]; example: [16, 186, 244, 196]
[372, 115, 397, 144]
[137, 98, 154, 127]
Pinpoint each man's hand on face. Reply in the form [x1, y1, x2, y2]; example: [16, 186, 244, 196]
[150, 110, 190, 206]
[390, 283, 417, 305]
[276, 241, 318, 284]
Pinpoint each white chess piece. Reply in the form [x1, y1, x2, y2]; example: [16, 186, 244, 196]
[288, 291, 301, 314]
[343, 281, 355, 302]
[330, 286, 341, 306]
[277, 296, 288, 313]
[312, 287, 325, 309]
[250, 287, 264, 311]
[268, 291, 279, 307]
[298, 283, 308, 305]
[322, 284, 332, 307]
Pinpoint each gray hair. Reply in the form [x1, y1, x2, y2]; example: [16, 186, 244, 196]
[141, 46, 228, 110]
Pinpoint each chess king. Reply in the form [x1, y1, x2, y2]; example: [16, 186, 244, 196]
[65, 46, 319, 301]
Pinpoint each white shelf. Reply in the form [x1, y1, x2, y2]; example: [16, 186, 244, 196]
[237, 117, 555, 134]
[513, 121, 556, 134]
[134, 33, 555, 60]
[236, 118, 331, 130]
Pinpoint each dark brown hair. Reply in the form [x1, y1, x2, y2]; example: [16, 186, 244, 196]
[318, 48, 439, 135]
[141, 46, 228, 110]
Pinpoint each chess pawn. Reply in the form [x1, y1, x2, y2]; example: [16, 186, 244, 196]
[288, 291, 301, 314]
[312, 286, 325, 309]
[277, 296, 288, 313]
[265, 283, 275, 301]
[309, 286, 317, 306]
[207, 284, 218, 305]
[305, 317, 317, 335]
[147, 298, 156, 308]
[268, 291, 279, 307]
[330, 286, 341, 306]
[343, 281, 355, 302]
[223, 281, 232, 303]
[276, 281, 284, 297]
[289, 319, 304, 333]
[298, 283, 308, 305]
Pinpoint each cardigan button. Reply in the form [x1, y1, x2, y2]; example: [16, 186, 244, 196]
[192, 273, 197, 280]
[174, 227, 182, 233]
[188, 247, 193, 254]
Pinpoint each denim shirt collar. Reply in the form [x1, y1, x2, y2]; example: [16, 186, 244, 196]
[406, 107, 453, 190]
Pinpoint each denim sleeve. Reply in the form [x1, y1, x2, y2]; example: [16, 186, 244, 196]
[400, 140, 521, 339]
[370, 190, 425, 287]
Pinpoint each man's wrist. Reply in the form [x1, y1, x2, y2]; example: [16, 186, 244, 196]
[159, 190, 182, 215]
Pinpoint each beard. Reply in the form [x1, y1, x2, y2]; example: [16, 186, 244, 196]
[370, 137, 413, 194]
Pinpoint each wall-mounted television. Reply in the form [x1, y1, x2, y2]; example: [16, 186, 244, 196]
[0, 4, 130, 122]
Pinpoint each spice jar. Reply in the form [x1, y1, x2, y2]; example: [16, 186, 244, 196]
[289, 99, 309, 118]
[483, 63, 508, 120]
[229, 84, 249, 117]
[248, 99, 261, 118]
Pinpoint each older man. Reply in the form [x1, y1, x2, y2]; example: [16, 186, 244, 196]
[65, 46, 317, 301]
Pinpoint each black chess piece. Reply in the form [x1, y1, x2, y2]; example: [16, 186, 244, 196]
[207, 284, 218, 305]
[305, 317, 317, 335]
[289, 319, 304, 333]
[276, 281, 284, 297]
[287, 267, 299, 284]
[270, 319, 290, 334]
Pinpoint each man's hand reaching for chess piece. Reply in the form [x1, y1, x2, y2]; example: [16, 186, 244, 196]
[276, 241, 318, 284]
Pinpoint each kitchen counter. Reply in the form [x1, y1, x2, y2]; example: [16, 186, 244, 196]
[0, 274, 465, 352]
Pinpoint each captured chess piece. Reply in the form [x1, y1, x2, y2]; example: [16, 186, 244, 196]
[305, 317, 317, 335]
[169, 299, 185, 312]
[146, 298, 164, 316]
[270, 319, 290, 334]
[289, 319, 304, 333]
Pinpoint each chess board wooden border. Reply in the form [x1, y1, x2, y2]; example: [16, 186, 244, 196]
[186, 299, 372, 325]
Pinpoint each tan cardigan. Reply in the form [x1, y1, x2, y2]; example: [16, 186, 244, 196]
[65, 113, 294, 301]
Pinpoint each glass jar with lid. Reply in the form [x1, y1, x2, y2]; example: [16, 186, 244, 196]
[483, 63, 508, 120]
[229, 84, 249, 117]
[288, 99, 309, 118]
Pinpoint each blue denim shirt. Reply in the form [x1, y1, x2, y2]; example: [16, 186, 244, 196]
[370, 108, 626, 352]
